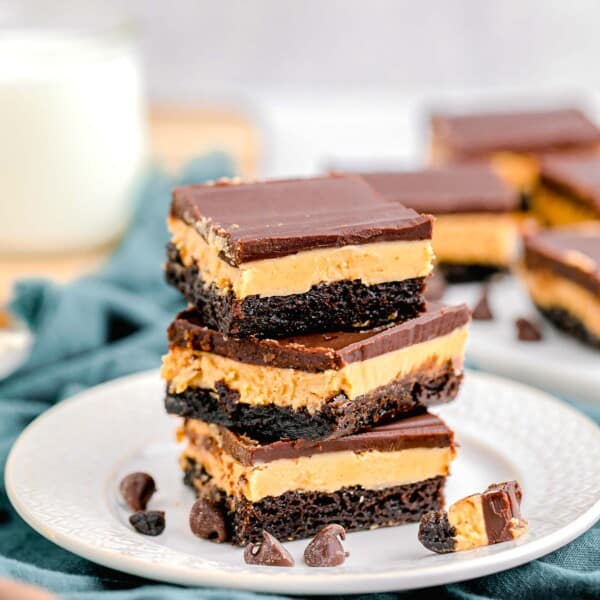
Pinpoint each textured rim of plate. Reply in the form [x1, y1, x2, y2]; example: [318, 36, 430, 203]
[5, 369, 600, 595]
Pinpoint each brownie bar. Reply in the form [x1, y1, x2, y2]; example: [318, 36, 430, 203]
[359, 165, 519, 214]
[162, 303, 470, 440]
[356, 167, 521, 279]
[170, 175, 432, 264]
[430, 108, 600, 159]
[532, 153, 600, 226]
[166, 365, 462, 443]
[536, 305, 600, 349]
[522, 226, 600, 348]
[165, 243, 426, 338]
[180, 412, 455, 545]
[166, 175, 434, 338]
[184, 457, 445, 546]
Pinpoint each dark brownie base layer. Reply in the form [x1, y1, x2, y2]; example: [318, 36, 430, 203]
[438, 263, 507, 284]
[165, 243, 427, 338]
[183, 459, 445, 545]
[535, 304, 600, 349]
[166, 365, 462, 443]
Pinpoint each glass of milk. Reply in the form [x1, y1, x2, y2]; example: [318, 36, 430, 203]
[0, 7, 147, 253]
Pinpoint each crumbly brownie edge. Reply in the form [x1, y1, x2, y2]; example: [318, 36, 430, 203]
[418, 510, 457, 553]
[183, 458, 445, 545]
[165, 365, 463, 442]
[165, 243, 426, 338]
[438, 262, 507, 284]
[535, 304, 600, 349]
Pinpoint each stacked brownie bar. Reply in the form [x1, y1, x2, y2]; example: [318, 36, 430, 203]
[162, 175, 471, 545]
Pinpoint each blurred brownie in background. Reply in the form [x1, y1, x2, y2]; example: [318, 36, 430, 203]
[360, 166, 522, 282]
[531, 152, 600, 226]
[522, 224, 600, 348]
[429, 108, 600, 199]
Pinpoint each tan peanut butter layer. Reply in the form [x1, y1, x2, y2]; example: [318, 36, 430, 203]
[521, 270, 600, 338]
[168, 217, 434, 298]
[161, 324, 468, 413]
[531, 184, 600, 226]
[489, 152, 540, 191]
[433, 213, 520, 266]
[181, 418, 456, 502]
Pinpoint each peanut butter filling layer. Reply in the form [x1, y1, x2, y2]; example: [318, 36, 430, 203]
[447, 494, 488, 551]
[489, 152, 540, 192]
[530, 184, 600, 227]
[162, 325, 468, 413]
[521, 269, 600, 338]
[433, 213, 519, 266]
[181, 423, 455, 502]
[168, 217, 434, 298]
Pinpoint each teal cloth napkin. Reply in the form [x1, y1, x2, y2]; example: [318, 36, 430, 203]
[0, 155, 598, 599]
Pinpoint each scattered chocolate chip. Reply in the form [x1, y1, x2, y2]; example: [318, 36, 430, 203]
[472, 287, 493, 320]
[424, 270, 447, 301]
[120, 472, 156, 511]
[189, 497, 228, 542]
[244, 530, 295, 567]
[516, 317, 542, 341]
[129, 510, 165, 536]
[304, 524, 348, 567]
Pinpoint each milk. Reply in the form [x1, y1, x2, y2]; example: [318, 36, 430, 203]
[0, 27, 147, 252]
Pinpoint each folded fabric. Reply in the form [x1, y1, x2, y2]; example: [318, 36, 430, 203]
[0, 154, 598, 600]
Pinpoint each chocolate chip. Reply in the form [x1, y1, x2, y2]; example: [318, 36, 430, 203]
[120, 472, 156, 511]
[244, 530, 294, 567]
[472, 287, 493, 320]
[424, 270, 447, 302]
[189, 497, 228, 542]
[516, 317, 542, 341]
[129, 510, 165, 536]
[304, 524, 348, 567]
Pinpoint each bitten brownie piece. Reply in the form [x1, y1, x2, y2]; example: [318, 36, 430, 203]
[531, 153, 600, 226]
[418, 480, 527, 553]
[360, 166, 521, 282]
[522, 225, 600, 348]
[165, 175, 434, 338]
[161, 302, 470, 442]
[429, 108, 600, 194]
[180, 412, 456, 545]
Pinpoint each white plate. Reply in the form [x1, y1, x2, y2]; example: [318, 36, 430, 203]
[5, 370, 600, 595]
[445, 276, 600, 405]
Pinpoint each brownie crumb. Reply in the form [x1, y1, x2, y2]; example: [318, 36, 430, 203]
[189, 497, 228, 543]
[244, 531, 294, 567]
[304, 524, 348, 567]
[418, 510, 456, 553]
[472, 287, 493, 320]
[120, 472, 156, 512]
[516, 317, 542, 341]
[129, 511, 165, 536]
